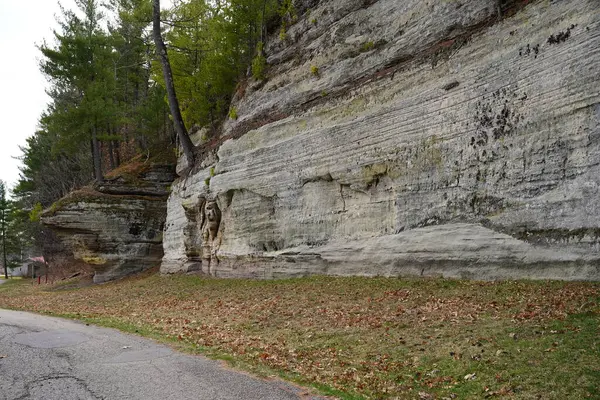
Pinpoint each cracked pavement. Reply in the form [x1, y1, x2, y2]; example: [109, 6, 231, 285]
[0, 310, 326, 400]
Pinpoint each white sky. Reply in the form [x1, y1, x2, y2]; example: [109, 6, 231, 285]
[0, 0, 76, 191]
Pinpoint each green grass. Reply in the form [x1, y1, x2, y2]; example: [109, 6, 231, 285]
[0, 274, 598, 399]
[0, 278, 31, 293]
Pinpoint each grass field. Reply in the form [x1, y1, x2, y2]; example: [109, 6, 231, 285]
[0, 271, 598, 399]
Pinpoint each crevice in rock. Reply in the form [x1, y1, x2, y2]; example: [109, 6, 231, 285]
[301, 173, 334, 187]
[339, 183, 347, 213]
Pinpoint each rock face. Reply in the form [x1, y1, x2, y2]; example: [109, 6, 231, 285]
[162, 0, 600, 280]
[43, 164, 176, 283]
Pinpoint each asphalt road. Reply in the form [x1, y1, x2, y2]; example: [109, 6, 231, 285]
[0, 309, 326, 400]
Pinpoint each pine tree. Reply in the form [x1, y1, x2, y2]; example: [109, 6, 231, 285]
[108, 0, 169, 153]
[39, 0, 118, 182]
[0, 181, 12, 279]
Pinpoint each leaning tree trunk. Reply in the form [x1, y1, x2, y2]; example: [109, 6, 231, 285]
[152, 0, 195, 166]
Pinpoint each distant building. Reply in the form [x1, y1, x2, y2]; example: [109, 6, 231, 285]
[10, 257, 46, 277]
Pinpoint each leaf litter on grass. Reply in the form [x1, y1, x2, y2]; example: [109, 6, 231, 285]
[0, 271, 598, 399]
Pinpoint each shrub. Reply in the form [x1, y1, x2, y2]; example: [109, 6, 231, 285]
[229, 107, 238, 120]
[279, 26, 288, 41]
[251, 42, 267, 80]
[29, 203, 43, 222]
[360, 41, 375, 52]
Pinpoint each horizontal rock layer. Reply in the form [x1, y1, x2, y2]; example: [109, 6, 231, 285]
[163, 0, 600, 280]
[44, 164, 175, 283]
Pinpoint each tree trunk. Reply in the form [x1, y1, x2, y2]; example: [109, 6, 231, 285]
[108, 137, 116, 170]
[152, 0, 195, 166]
[261, 0, 267, 44]
[3, 242, 7, 280]
[91, 126, 103, 182]
[114, 140, 121, 167]
[1, 214, 7, 280]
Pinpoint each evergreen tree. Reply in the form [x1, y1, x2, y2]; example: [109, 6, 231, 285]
[0, 181, 17, 279]
[164, 0, 278, 129]
[15, 0, 291, 262]
[108, 0, 170, 155]
[39, 0, 118, 182]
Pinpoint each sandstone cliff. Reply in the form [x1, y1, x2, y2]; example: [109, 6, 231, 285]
[43, 164, 176, 283]
[162, 0, 600, 280]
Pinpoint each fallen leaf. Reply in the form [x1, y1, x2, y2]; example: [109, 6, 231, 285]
[464, 373, 477, 381]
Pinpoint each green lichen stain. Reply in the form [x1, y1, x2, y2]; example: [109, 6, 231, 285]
[363, 162, 388, 179]
[412, 136, 444, 171]
[82, 256, 107, 265]
[337, 97, 367, 119]
[361, 162, 403, 186]
[43, 188, 165, 218]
